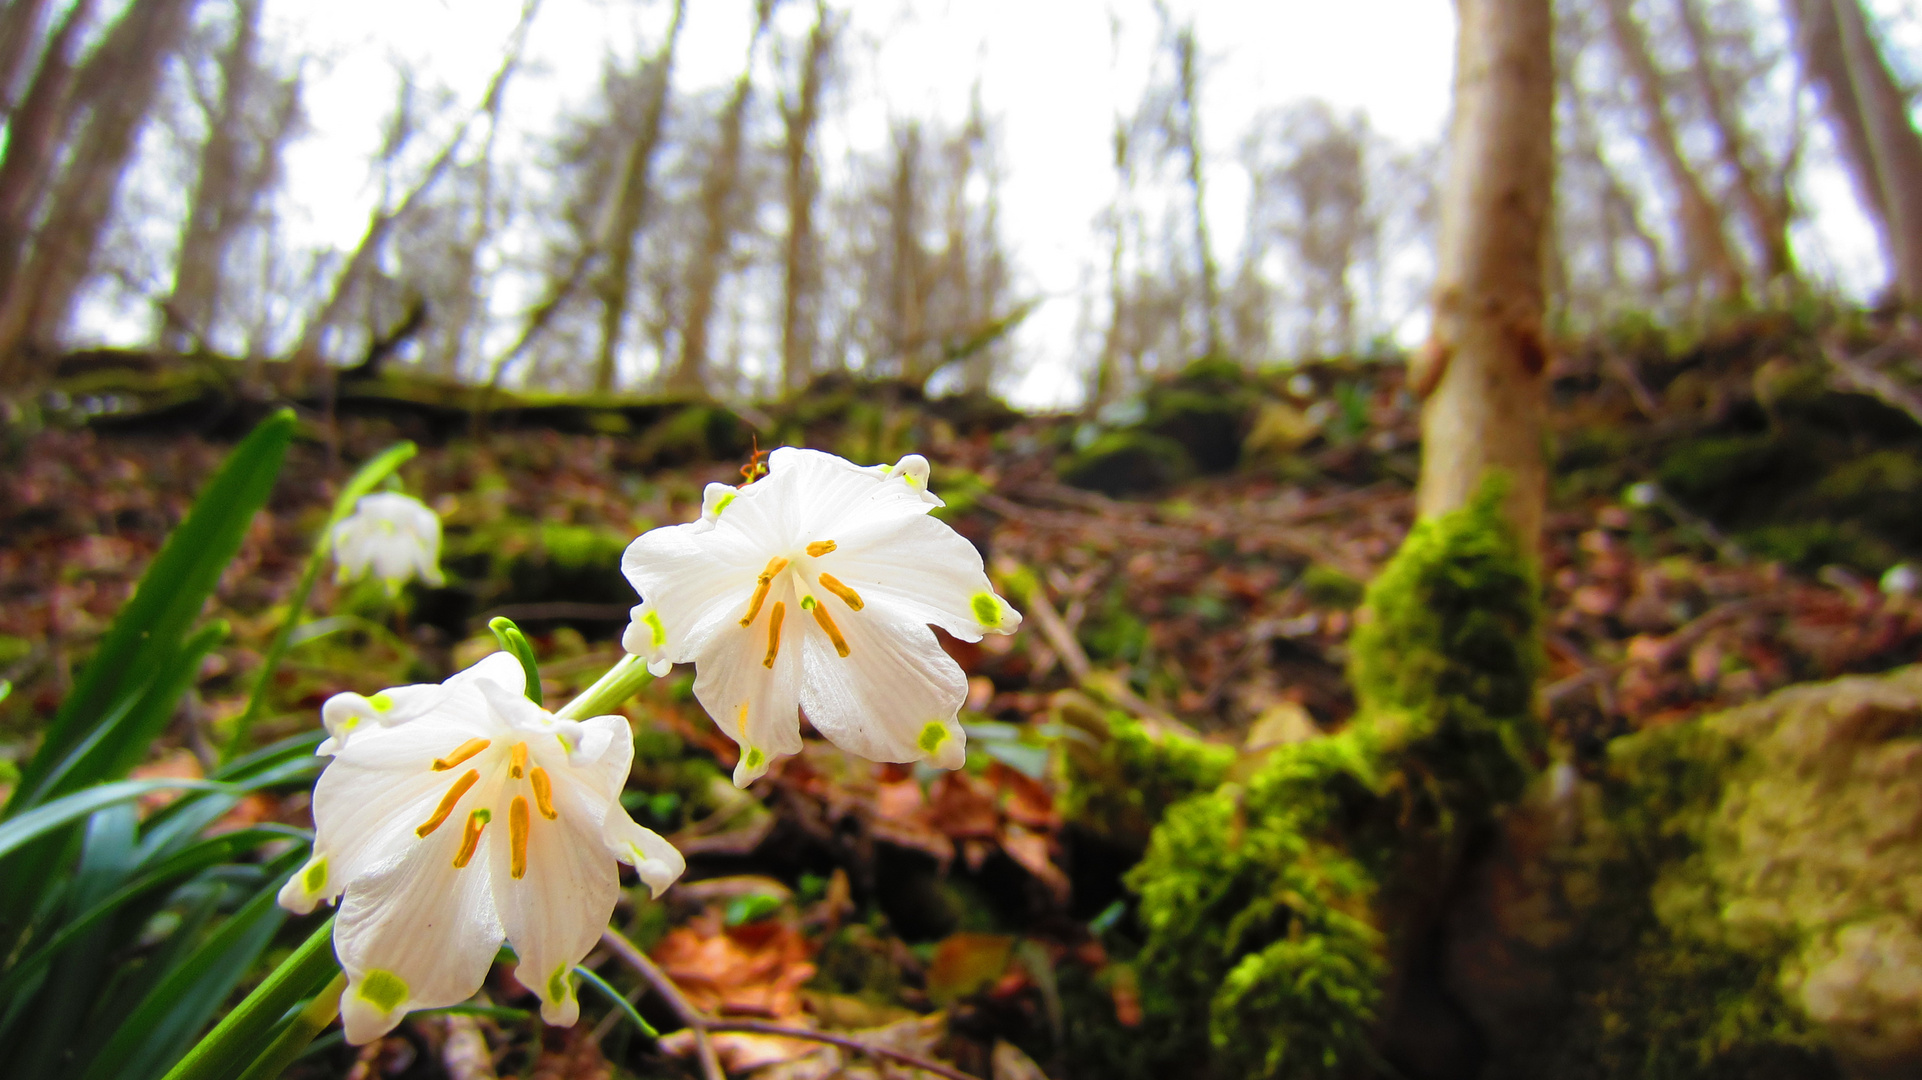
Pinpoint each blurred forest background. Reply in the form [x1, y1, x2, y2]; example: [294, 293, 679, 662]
[13, 1, 1922, 1079]
[0, 0, 1909, 405]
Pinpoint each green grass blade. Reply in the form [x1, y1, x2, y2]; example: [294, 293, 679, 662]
[575, 963, 658, 1038]
[159, 914, 339, 1080]
[80, 856, 302, 1080]
[231, 971, 345, 1080]
[13, 409, 296, 809]
[226, 440, 416, 759]
[0, 779, 234, 862]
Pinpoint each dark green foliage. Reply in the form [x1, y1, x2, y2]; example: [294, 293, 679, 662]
[1299, 564, 1366, 609]
[1055, 701, 1235, 854]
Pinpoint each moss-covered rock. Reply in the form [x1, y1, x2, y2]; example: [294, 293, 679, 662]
[1054, 693, 1236, 854]
[1058, 430, 1196, 497]
[1454, 666, 1922, 1079]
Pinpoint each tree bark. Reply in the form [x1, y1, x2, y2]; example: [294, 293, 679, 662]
[1676, 0, 1794, 287]
[667, 4, 769, 396]
[1170, 21, 1221, 358]
[0, 0, 53, 117]
[0, 0, 98, 319]
[592, 0, 683, 394]
[1829, 0, 1922, 303]
[778, 1, 834, 397]
[0, 0, 196, 366]
[1414, 0, 1555, 548]
[1600, 0, 1745, 303]
[166, 0, 268, 352]
[887, 121, 929, 382]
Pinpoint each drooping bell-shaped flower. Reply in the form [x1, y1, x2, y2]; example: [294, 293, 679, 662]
[332, 491, 445, 591]
[280, 653, 685, 1044]
[620, 448, 1022, 787]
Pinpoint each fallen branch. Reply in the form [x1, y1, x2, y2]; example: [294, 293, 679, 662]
[599, 928, 981, 1080]
[703, 1019, 982, 1080]
[599, 928, 724, 1080]
[1824, 340, 1922, 429]
[1018, 579, 1198, 738]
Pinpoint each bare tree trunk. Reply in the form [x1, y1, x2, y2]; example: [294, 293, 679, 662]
[779, 1, 834, 397]
[1786, 0, 1885, 227]
[668, 3, 769, 396]
[1829, 0, 1922, 304]
[0, 0, 98, 318]
[1413, 0, 1555, 547]
[166, 0, 265, 352]
[1170, 21, 1221, 358]
[0, 0, 52, 117]
[887, 121, 928, 383]
[1600, 0, 1745, 303]
[592, 0, 684, 394]
[0, 0, 197, 366]
[1675, 0, 1794, 287]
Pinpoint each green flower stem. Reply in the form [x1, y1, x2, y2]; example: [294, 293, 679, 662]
[160, 915, 339, 1080]
[575, 963, 658, 1037]
[226, 442, 418, 761]
[555, 654, 653, 720]
[232, 971, 347, 1080]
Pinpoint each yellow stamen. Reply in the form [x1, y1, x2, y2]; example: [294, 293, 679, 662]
[432, 737, 491, 771]
[809, 597, 851, 657]
[509, 742, 528, 779]
[453, 808, 490, 868]
[764, 601, 786, 668]
[417, 769, 479, 837]
[740, 556, 791, 626]
[816, 572, 864, 611]
[530, 766, 558, 819]
[510, 797, 530, 879]
[806, 540, 837, 557]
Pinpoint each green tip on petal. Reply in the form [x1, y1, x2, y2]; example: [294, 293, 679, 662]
[972, 592, 1003, 626]
[744, 747, 765, 770]
[368, 692, 394, 713]
[918, 721, 949, 754]
[715, 491, 736, 516]
[644, 609, 667, 648]
[548, 965, 572, 1005]
[358, 970, 409, 1013]
[302, 857, 327, 894]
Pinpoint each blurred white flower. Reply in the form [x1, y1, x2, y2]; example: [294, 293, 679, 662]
[332, 492, 444, 591]
[280, 653, 684, 1044]
[620, 448, 1022, 787]
[1881, 563, 1919, 597]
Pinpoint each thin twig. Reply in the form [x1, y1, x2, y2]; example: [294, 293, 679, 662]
[599, 928, 725, 1080]
[703, 1019, 983, 1080]
[1824, 340, 1922, 429]
[1019, 582, 1198, 738]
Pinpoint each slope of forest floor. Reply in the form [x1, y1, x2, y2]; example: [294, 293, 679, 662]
[3, 311, 1922, 1078]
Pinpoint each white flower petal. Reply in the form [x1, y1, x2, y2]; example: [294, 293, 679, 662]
[446, 651, 527, 697]
[333, 809, 505, 1044]
[621, 520, 764, 663]
[603, 811, 686, 897]
[824, 513, 1021, 642]
[490, 747, 619, 1028]
[318, 682, 446, 754]
[796, 602, 969, 769]
[689, 617, 805, 786]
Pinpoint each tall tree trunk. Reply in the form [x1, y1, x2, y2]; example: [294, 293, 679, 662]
[1786, 0, 1886, 227]
[1600, 0, 1745, 303]
[0, 0, 98, 321]
[778, 1, 833, 397]
[166, 0, 266, 352]
[668, 3, 768, 396]
[1829, 0, 1922, 303]
[887, 121, 928, 383]
[0, 0, 196, 367]
[1171, 22, 1221, 358]
[1676, 0, 1794, 287]
[1413, 0, 1555, 547]
[593, 0, 683, 394]
[0, 0, 52, 117]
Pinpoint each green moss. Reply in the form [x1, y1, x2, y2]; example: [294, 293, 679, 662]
[1299, 564, 1365, 610]
[1348, 476, 1544, 815]
[1111, 478, 1546, 1078]
[1125, 733, 1385, 1080]
[1054, 696, 1235, 853]
[1058, 430, 1196, 496]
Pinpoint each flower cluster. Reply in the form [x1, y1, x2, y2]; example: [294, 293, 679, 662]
[620, 448, 1023, 785]
[289, 447, 1018, 1043]
[283, 653, 683, 1044]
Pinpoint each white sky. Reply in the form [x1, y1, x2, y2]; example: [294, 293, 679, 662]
[253, 0, 1897, 406]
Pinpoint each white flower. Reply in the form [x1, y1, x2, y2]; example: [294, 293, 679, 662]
[279, 653, 685, 1044]
[620, 448, 1022, 787]
[332, 492, 445, 590]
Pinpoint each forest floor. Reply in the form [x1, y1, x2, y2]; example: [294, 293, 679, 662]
[4, 311, 1922, 1079]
